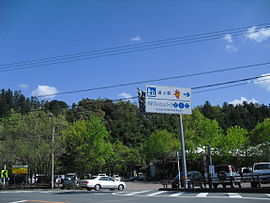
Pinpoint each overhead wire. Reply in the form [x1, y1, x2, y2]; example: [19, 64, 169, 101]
[0, 23, 269, 72]
[0, 73, 269, 122]
[33, 61, 270, 98]
[193, 77, 270, 94]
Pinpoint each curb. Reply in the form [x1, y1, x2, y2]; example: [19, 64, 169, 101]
[159, 187, 270, 193]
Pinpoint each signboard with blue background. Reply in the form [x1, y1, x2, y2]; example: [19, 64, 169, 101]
[145, 85, 192, 115]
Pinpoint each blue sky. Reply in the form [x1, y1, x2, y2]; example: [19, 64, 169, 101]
[1, 0, 270, 108]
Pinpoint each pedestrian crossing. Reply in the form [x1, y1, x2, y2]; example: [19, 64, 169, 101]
[115, 190, 270, 200]
[1, 190, 270, 200]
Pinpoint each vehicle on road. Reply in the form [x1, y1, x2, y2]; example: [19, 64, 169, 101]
[171, 171, 204, 189]
[63, 173, 79, 189]
[79, 176, 126, 191]
[251, 162, 270, 188]
[212, 164, 242, 188]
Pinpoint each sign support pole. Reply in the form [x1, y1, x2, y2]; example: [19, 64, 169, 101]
[179, 114, 187, 188]
[3, 165, 6, 188]
[176, 151, 181, 188]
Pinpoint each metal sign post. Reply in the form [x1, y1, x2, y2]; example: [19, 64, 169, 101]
[176, 151, 181, 188]
[179, 114, 187, 188]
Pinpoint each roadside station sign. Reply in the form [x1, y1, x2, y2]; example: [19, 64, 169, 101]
[145, 85, 192, 115]
[1, 170, 8, 178]
[12, 165, 28, 174]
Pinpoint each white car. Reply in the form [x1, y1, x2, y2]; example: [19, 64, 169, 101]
[79, 176, 126, 191]
[112, 175, 121, 181]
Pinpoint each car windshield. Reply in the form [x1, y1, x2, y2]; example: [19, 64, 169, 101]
[254, 164, 270, 170]
[215, 165, 236, 173]
[174, 171, 196, 179]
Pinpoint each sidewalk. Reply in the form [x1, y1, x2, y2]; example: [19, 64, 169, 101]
[126, 181, 163, 190]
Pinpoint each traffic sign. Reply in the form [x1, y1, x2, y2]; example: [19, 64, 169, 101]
[12, 165, 28, 174]
[145, 85, 192, 114]
[1, 170, 8, 178]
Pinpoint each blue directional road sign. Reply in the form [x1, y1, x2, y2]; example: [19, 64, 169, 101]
[145, 85, 192, 115]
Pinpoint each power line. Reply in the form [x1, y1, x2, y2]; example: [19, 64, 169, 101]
[192, 75, 269, 90]
[34, 61, 270, 98]
[0, 23, 269, 72]
[193, 76, 270, 94]
[1, 73, 269, 121]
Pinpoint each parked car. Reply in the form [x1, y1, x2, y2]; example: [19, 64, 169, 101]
[251, 162, 270, 187]
[171, 171, 204, 188]
[127, 172, 146, 181]
[239, 167, 253, 182]
[112, 175, 121, 181]
[63, 173, 79, 189]
[212, 164, 242, 188]
[79, 176, 126, 191]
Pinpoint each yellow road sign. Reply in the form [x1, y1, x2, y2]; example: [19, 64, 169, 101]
[12, 165, 28, 174]
[1, 170, 8, 178]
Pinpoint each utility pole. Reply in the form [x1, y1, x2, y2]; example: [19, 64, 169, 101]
[50, 114, 55, 190]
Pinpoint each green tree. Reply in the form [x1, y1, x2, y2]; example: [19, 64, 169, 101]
[219, 126, 248, 165]
[192, 109, 223, 151]
[0, 111, 68, 174]
[61, 116, 112, 176]
[106, 140, 144, 176]
[249, 118, 270, 161]
[143, 130, 179, 162]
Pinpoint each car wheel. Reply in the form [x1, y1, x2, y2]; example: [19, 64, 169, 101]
[94, 184, 101, 191]
[218, 171, 227, 180]
[118, 184, 124, 191]
[251, 182, 258, 188]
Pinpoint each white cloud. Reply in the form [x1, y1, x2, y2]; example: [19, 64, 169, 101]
[254, 73, 270, 91]
[229, 97, 259, 106]
[31, 85, 58, 98]
[225, 44, 238, 53]
[223, 34, 233, 43]
[118, 92, 132, 100]
[223, 34, 238, 53]
[130, 36, 142, 42]
[19, 84, 29, 89]
[245, 26, 270, 42]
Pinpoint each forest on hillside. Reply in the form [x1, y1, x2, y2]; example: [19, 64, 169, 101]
[0, 89, 270, 178]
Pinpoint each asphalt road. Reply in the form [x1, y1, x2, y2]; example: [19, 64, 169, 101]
[1, 189, 270, 203]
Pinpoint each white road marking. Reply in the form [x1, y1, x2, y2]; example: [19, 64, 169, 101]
[146, 191, 167, 196]
[10, 200, 27, 203]
[196, 192, 208, 197]
[228, 193, 242, 198]
[124, 190, 152, 196]
[169, 192, 185, 197]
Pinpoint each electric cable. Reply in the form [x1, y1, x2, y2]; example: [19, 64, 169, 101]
[0, 73, 269, 121]
[0, 23, 269, 72]
[33, 62, 270, 98]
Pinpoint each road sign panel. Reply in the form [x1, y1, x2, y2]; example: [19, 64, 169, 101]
[12, 165, 28, 174]
[145, 85, 192, 115]
[1, 170, 8, 178]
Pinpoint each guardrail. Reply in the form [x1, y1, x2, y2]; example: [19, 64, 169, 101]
[162, 172, 270, 189]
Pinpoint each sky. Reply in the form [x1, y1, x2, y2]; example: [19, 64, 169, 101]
[1, 0, 270, 108]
